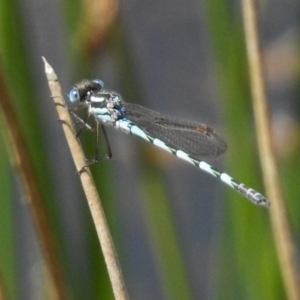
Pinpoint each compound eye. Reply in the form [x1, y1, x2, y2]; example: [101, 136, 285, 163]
[68, 88, 80, 103]
[92, 79, 104, 90]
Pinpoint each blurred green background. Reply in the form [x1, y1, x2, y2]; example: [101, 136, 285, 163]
[0, 0, 299, 299]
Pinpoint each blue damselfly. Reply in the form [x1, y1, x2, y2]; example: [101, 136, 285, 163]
[68, 79, 270, 207]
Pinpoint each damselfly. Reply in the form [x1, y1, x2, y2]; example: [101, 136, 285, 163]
[68, 79, 270, 207]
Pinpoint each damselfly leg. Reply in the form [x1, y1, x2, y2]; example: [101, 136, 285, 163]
[69, 110, 112, 171]
[84, 122, 112, 167]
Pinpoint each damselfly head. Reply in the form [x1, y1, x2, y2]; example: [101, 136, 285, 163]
[68, 79, 104, 104]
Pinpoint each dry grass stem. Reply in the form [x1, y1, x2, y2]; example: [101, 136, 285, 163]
[242, 0, 300, 299]
[0, 61, 68, 300]
[0, 270, 8, 300]
[42, 57, 129, 300]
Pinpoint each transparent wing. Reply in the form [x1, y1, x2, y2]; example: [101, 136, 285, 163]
[124, 103, 227, 159]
